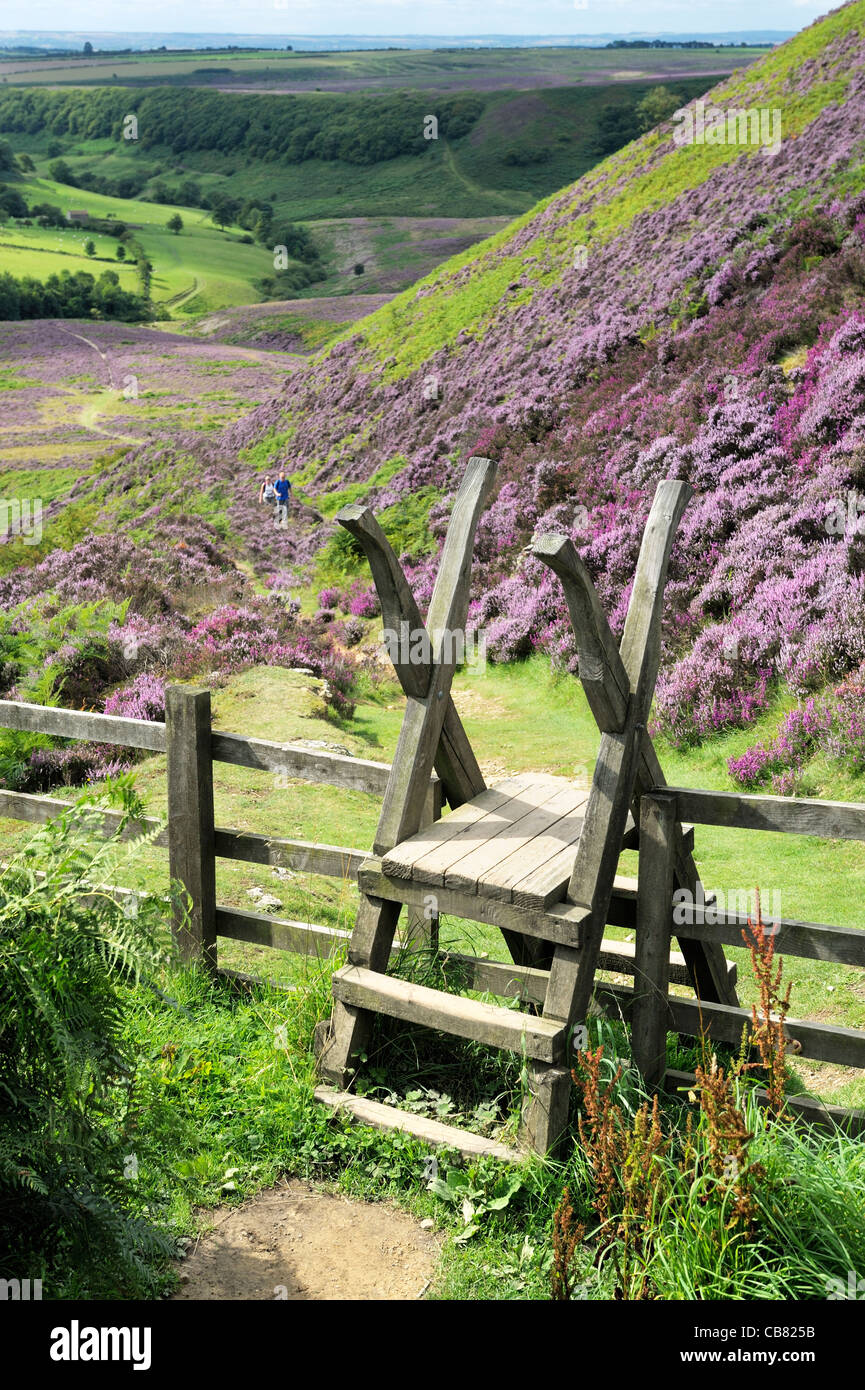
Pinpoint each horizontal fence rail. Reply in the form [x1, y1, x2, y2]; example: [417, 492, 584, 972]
[665, 785, 865, 841]
[0, 698, 419, 799]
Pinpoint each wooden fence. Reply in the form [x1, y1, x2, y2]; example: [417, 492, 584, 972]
[1, 689, 864, 1133]
[0, 687, 442, 982]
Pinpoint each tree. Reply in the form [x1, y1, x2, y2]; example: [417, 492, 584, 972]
[636, 86, 685, 133]
[166, 213, 183, 235]
[592, 103, 641, 157]
[116, 244, 126, 261]
[84, 239, 96, 257]
[48, 159, 76, 186]
[17, 153, 35, 172]
[210, 195, 240, 229]
[0, 187, 28, 218]
[31, 202, 65, 228]
[83, 41, 94, 55]
[0, 139, 16, 172]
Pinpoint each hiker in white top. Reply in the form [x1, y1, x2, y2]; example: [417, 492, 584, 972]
[259, 474, 278, 524]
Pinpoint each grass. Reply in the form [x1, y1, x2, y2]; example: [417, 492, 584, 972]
[6, 173, 283, 315]
[0, 44, 768, 91]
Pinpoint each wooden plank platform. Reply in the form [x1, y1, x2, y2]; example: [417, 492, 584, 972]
[380, 772, 621, 910]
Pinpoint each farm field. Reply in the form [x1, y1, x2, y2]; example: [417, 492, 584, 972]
[3, 174, 280, 315]
[0, 42, 769, 91]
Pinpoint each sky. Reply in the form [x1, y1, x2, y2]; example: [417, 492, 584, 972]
[0, 0, 834, 38]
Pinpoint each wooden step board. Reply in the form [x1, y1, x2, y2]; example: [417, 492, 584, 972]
[331, 964, 566, 1063]
[381, 772, 632, 910]
[314, 1087, 523, 1162]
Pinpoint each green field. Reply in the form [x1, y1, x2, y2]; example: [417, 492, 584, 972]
[0, 43, 769, 92]
[3, 173, 281, 315]
[0, 221, 142, 285]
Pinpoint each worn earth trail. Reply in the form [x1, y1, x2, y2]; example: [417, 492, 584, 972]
[171, 1180, 442, 1301]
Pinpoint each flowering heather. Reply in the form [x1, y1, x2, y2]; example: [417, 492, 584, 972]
[0, 528, 361, 793]
[728, 679, 864, 790]
[103, 673, 167, 723]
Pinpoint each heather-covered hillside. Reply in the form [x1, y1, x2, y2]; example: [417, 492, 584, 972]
[209, 0, 865, 778]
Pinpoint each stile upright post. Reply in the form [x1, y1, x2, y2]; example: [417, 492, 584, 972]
[402, 778, 443, 954]
[632, 793, 677, 1088]
[166, 685, 217, 973]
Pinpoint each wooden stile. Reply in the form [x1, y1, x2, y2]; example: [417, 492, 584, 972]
[2, 466, 865, 1158]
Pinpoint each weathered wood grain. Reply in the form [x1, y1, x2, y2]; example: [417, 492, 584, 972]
[214, 827, 367, 880]
[0, 698, 166, 750]
[632, 794, 676, 1088]
[215, 905, 350, 957]
[331, 964, 566, 1062]
[444, 781, 587, 896]
[166, 686, 216, 971]
[531, 533, 629, 734]
[380, 774, 536, 880]
[666, 786, 865, 841]
[467, 786, 589, 904]
[359, 858, 590, 947]
[336, 501, 485, 809]
[314, 1087, 523, 1161]
[373, 457, 497, 854]
[210, 730, 394, 795]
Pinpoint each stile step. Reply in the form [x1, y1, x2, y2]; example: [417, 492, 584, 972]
[331, 965, 566, 1063]
[314, 1087, 524, 1162]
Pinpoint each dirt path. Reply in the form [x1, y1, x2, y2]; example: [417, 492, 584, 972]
[172, 1180, 442, 1301]
[442, 140, 519, 209]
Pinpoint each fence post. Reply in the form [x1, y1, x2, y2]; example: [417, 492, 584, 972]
[166, 685, 217, 973]
[402, 777, 443, 955]
[632, 792, 676, 1088]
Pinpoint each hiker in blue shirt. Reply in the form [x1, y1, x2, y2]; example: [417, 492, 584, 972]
[273, 472, 292, 529]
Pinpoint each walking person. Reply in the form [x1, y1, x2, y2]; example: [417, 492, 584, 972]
[259, 474, 278, 526]
[273, 471, 292, 529]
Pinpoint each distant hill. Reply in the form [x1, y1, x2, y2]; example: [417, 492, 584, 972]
[0, 31, 795, 54]
[190, 0, 863, 768]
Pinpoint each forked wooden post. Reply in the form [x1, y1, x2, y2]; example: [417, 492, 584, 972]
[632, 794, 676, 1087]
[166, 685, 217, 973]
[318, 458, 499, 1088]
